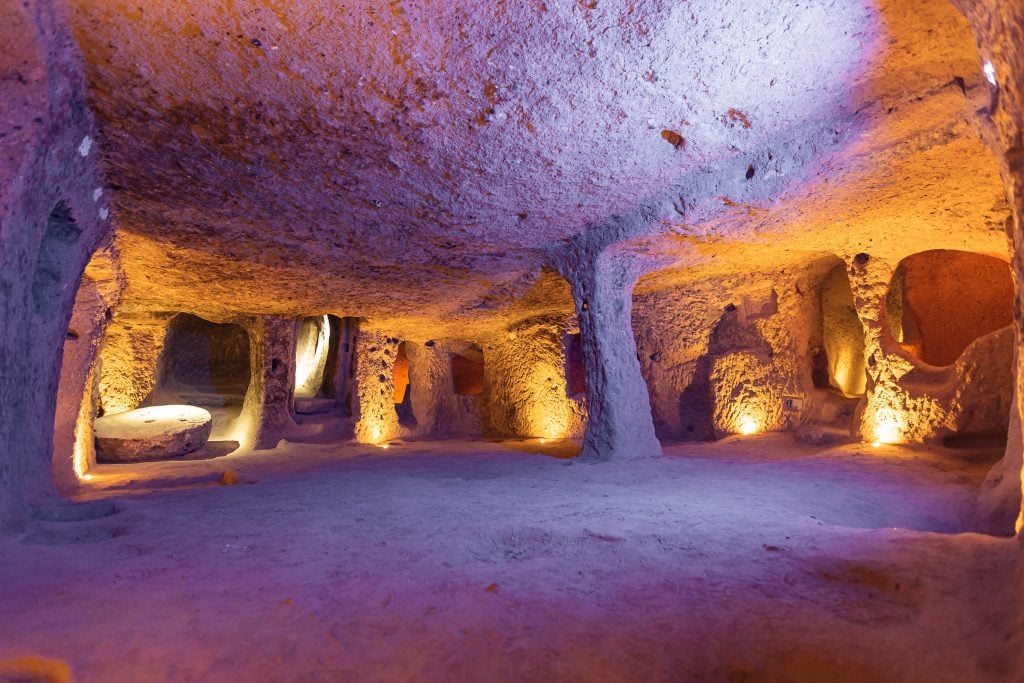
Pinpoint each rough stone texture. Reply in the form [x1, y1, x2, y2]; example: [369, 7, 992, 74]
[94, 405, 212, 462]
[3, 0, 1024, 675]
[294, 315, 330, 399]
[236, 316, 298, 450]
[0, 0, 111, 531]
[52, 273, 103, 492]
[406, 341, 481, 438]
[353, 330, 403, 444]
[2, 0, 1024, 531]
[979, 386, 1023, 536]
[850, 256, 1014, 443]
[709, 352, 786, 438]
[63, 0, 891, 333]
[634, 259, 831, 441]
[894, 250, 1013, 367]
[948, 0, 1024, 529]
[28, 0, 1011, 485]
[555, 247, 662, 460]
[96, 312, 168, 415]
[45, 0, 1007, 350]
[480, 314, 587, 440]
[821, 262, 867, 397]
[50, 249, 122, 493]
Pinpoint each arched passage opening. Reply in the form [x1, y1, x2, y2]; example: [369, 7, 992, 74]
[886, 250, 1013, 367]
[294, 315, 331, 399]
[393, 341, 417, 429]
[157, 314, 252, 407]
[50, 218, 114, 491]
[79, 313, 252, 466]
[450, 343, 485, 396]
[816, 262, 867, 397]
[292, 315, 358, 417]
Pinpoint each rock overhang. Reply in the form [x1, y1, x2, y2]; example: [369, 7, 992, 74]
[63, 0, 1006, 334]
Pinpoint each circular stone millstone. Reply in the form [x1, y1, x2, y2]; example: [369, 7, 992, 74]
[94, 405, 213, 463]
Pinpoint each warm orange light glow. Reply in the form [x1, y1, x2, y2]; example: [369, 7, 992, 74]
[355, 409, 394, 446]
[295, 315, 330, 397]
[870, 411, 904, 444]
[73, 375, 95, 481]
[736, 415, 761, 435]
[527, 387, 571, 439]
[368, 423, 384, 444]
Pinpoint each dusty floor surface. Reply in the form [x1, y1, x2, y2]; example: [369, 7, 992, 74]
[1, 435, 1021, 682]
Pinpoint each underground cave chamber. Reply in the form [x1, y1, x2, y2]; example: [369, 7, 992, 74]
[56, 245, 1018, 474]
[4, 0, 1024, 679]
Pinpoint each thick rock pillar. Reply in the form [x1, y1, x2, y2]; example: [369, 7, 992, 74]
[954, 0, 1024, 531]
[353, 330, 402, 444]
[238, 316, 298, 450]
[557, 253, 661, 460]
[846, 255, 928, 443]
[0, 2, 112, 531]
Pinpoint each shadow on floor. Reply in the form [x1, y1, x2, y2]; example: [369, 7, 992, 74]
[491, 437, 581, 459]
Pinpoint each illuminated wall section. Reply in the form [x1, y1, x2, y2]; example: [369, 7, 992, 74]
[480, 315, 587, 440]
[294, 315, 331, 399]
[851, 253, 1014, 444]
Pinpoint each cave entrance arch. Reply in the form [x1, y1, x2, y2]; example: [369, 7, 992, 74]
[450, 343, 485, 397]
[293, 315, 358, 417]
[152, 313, 251, 439]
[815, 262, 867, 397]
[294, 315, 331, 399]
[886, 250, 1013, 367]
[394, 341, 417, 429]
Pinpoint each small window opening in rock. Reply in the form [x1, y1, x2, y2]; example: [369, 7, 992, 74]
[450, 344, 485, 396]
[886, 250, 1013, 367]
[819, 262, 866, 396]
[394, 342, 417, 428]
[745, 165, 755, 180]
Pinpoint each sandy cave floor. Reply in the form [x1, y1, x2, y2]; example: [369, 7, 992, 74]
[1, 435, 1022, 682]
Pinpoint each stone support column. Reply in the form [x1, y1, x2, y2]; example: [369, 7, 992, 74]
[557, 252, 661, 460]
[238, 316, 298, 450]
[353, 330, 401, 444]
